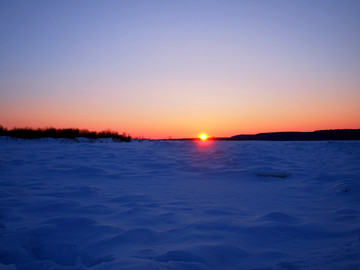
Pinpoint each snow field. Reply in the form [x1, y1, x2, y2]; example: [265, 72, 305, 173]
[0, 138, 359, 269]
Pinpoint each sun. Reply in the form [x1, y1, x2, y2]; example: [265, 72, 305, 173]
[200, 134, 207, 140]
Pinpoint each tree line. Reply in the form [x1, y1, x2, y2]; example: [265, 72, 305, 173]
[0, 126, 131, 142]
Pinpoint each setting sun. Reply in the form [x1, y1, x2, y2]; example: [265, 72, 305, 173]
[200, 134, 208, 140]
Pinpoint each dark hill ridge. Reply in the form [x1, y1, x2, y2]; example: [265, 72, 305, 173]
[230, 129, 360, 141]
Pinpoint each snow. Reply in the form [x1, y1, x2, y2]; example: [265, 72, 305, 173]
[0, 138, 359, 270]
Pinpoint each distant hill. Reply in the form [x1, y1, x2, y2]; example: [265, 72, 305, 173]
[230, 129, 360, 141]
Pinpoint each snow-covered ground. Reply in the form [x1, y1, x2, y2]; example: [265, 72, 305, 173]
[0, 138, 359, 270]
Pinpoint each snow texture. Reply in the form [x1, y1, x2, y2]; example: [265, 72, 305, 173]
[0, 138, 360, 269]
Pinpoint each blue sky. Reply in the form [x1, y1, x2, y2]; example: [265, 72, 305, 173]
[1, 0, 359, 138]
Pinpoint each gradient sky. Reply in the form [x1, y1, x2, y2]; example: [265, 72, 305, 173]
[1, 0, 359, 139]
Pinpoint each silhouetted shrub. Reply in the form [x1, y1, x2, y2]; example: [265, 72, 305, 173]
[0, 125, 7, 136]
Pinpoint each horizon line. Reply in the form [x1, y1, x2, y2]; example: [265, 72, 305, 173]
[1, 125, 359, 140]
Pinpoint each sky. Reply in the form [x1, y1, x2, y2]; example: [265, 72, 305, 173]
[1, 0, 359, 139]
